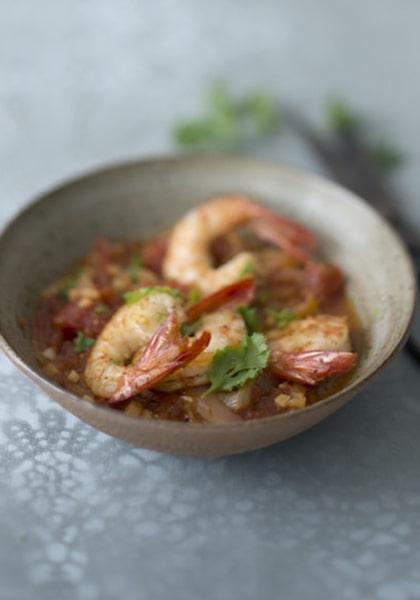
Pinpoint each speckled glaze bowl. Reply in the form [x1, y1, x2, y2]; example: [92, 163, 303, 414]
[0, 154, 416, 456]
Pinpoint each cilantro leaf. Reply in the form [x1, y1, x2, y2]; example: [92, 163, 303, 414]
[74, 332, 95, 353]
[238, 306, 258, 335]
[269, 308, 297, 329]
[127, 251, 142, 283]
[205, 333, 269, 395]
[123, 286, 182, 304]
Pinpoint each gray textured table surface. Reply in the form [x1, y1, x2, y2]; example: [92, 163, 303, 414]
[1, 2, 420, 599]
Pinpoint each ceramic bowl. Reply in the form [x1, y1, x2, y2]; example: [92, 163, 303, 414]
[0, 154, 416, 456]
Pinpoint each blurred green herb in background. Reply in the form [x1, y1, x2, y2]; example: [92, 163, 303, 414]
[371, 141, 404, 173]
[325, 97, 361, 132]
[173, 83, 405, 174]
[325, 96, 404, 173]
[173, 82, 281, 150]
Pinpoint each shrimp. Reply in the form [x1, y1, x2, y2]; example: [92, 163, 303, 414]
[110, 311, 211, 403]
[267, 314, 352, 353]
[85, 280, 250, 401]
[185, 277, 255, 323]
[267, 314, 357, 385]
[163, 195, 316, 294]
[155, 309, 246, 391]
[84, 291, 210, 401]
[156, 278, 251, 390]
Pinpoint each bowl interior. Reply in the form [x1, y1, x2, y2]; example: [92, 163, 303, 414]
[0, 154, 415, 455]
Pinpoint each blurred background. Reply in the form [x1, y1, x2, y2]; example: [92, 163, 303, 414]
[1, 3, 420, 600]
[1, 0, 419, 228]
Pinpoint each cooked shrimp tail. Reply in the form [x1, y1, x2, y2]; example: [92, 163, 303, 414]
[186, 277, 255, 322]
[270, 350, 357, 385]
[110, 310, 211, 403]
[250, 209, 316, 262]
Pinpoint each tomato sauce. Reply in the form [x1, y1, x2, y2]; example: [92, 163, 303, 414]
[35, 230, 360, 422]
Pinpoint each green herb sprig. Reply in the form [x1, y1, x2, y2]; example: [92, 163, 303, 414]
[173, 82, 280, 150]
[74, 332, 95, 353]
[57, 268, 85, 300]
[269, 308, 297, 329]
[205, 333, 269, 395]
[238, 306, 258, 335]
[326, 97, 404, 173]
[180, 320, 202, 337]
[127, 251, 142, 284]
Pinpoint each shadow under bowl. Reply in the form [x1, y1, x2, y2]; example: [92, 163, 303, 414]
[0, 154, 416, 456]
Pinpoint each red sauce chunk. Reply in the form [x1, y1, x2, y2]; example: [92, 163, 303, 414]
[35, 223, 360, 423]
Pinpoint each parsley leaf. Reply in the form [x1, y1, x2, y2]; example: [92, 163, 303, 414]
[205, 333, 269, 395]
[127, 251, 142, 283]
[74, 332, 95, 353]
[269, 308, 297, 329]
[123, 286, 182, 304]
[238, 306, 258, 335]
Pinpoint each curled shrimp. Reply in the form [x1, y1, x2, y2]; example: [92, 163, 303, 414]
[84, 291, 209, 402]
[85, 280, 251, 401]
[267, 314, 357, 385]
[110, 311, 210, 403]
[163, 195, 316, 294]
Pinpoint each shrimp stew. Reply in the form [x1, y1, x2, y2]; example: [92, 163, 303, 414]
[35, 195, 360, 423]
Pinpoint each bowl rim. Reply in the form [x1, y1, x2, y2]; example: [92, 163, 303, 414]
[0, 152, 417, 433]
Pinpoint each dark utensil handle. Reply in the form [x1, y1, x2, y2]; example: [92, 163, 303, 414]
[405, 244, 420, 363]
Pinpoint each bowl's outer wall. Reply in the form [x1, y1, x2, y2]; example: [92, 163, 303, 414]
[0, 155, 416, 456]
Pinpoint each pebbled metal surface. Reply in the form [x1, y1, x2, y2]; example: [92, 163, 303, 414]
[1, 1, 420, 599]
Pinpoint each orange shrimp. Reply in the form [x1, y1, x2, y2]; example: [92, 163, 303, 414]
[270, 350, 357, 385]
[110, 310, 210, 403]
[163, 195, 316, 293]
[268, 314, 357, 384]
[185, 277, 256, 323]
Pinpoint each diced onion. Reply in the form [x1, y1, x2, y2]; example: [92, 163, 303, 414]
[196, 395, 241, 423]
[42, 347, 56, 360]
[220, 383, 252, 411]
[67, 370, 80, 383]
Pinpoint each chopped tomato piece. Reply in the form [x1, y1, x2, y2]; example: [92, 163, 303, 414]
[53, 303, 111, 338]
[141, 234, 168, 275]
[304, 261, 344, 302]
